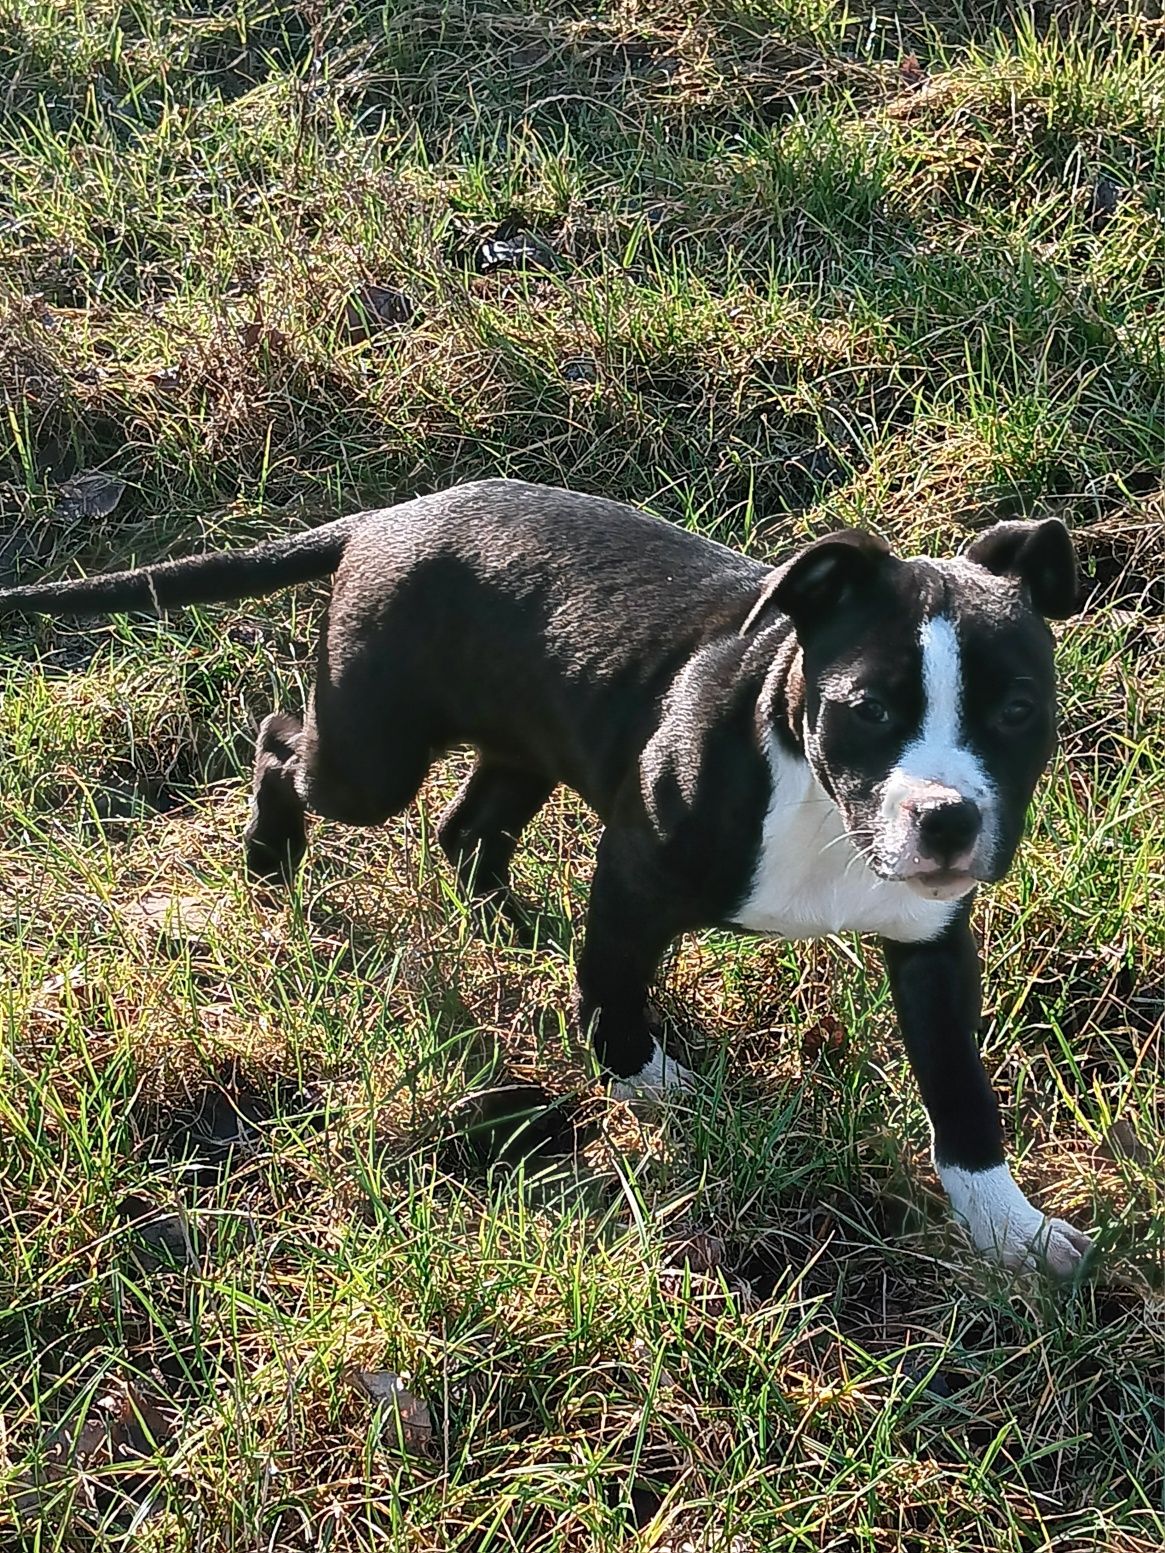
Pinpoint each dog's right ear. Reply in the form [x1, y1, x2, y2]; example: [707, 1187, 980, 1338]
[742, 531, 892, 637]
[963, 517, 1080, 619]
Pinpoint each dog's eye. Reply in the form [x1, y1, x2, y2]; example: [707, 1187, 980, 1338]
[999, 697, 1035, 728]
[852, 697, 890, 725]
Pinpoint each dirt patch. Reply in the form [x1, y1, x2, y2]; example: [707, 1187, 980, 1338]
[132, 1057, 328, 1183]
[1007, 949, 1163, 1097]
[439, 1080, 590, 1174]
[1020, 949, 1161, 1045]
[1075, 516, 1165, 616]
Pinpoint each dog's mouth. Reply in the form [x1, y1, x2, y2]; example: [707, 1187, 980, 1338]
[902, 870, 979, 901]
[840, 824, 984, 901]
[861, 847, 981, 898]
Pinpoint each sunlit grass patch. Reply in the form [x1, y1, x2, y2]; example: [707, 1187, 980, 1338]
[2, 0, 1163, 1547]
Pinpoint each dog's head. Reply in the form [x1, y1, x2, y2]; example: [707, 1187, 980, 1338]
[751, 518, 1080, 900]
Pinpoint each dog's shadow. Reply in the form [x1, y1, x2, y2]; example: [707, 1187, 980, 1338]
[436, 1076, 594, 1177]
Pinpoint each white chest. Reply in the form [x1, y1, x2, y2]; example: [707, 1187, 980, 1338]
[730, 740, 957, 944]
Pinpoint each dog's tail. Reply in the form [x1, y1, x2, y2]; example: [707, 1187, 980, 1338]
[0, 515, 359, 618]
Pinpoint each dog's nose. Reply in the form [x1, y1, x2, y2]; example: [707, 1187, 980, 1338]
[916, 797, 982, 864]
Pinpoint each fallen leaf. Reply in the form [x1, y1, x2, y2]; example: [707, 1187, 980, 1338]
[118, 1384, 182, 1455]
[71, 1417, 109, 1462]
[118, 1193, 194, 1265]
[664, 1226, 725, 1273]
[55, 472, 126, 520]
[802, 1014, 847, 1063]
[340, 284, 417, 343]
[347, 1370, 433, 1453]
[81, 1382, 181, 1463]
[12, 1383, 180, 1523]
[1101, 1118, 1150, 1164]
[120, 892, 221, 954]
[1090, 173, 1125, 229]
[239, 320, 288, 352]
[9, 1462, 96, 1523]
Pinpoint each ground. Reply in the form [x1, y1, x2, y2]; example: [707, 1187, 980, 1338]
[0, 1, 1163, 1548]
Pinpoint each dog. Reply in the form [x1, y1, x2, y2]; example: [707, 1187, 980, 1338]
[0, 478, 1093, 1275]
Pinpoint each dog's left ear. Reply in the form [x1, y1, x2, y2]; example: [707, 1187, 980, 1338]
[963, 518, 1080, 619]
[742, 530, 892, 636]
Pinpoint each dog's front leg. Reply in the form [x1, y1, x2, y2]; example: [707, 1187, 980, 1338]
[882, 910, 1092, 1276]
[578, 828, 696, 1102]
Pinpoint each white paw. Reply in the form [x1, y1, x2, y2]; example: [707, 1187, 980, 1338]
[1019, 1216, 1094, 1278]
[938, 1163, 1093, 1277]
[610, 1042, 697, 1105]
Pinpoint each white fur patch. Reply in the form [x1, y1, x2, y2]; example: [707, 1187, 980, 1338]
[879, 614, 997, 877]
[939, 1162, 1092, 1276]
[920, 613, 962, 751]
[610, 1041, 697, 1104]
[732, 735, 958, 942]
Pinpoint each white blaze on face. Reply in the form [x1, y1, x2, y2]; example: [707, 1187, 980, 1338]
[879, 613, 996, 889]
[918, 614, 961, 755]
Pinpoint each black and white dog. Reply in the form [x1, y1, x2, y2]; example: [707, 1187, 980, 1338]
[0, 479, 1093, 1274]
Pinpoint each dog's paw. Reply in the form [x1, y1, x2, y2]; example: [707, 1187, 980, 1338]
[1016, 1216, 1094, 1278]
[243, 835, 301, 884]
[243, 778, 308, 885]
[610, 1042, 697, 1105]
[243, 821, 306, 885]
[938, 1163, 1093, 1279]
[255, 710, 303, 761]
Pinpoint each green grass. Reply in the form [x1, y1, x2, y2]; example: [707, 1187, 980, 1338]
[1, 0, 1164, 1547]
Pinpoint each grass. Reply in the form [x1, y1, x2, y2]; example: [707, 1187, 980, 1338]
[1, 0, 1163, 1546]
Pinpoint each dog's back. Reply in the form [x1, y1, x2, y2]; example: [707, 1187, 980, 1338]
[325, 480, 769, 810]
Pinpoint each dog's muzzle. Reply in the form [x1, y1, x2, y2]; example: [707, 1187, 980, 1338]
[910, 791, 982, 868]
[880, 782, 989, 897]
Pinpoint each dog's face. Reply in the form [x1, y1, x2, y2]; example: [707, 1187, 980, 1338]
[764, 520, 1080, 900]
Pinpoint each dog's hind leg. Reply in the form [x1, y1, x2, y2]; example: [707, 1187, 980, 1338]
[244, 711, 310, 883]
[295, 697, 435, 831]
[245, 694, 436, 884]
[438, 759, 554, 936]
